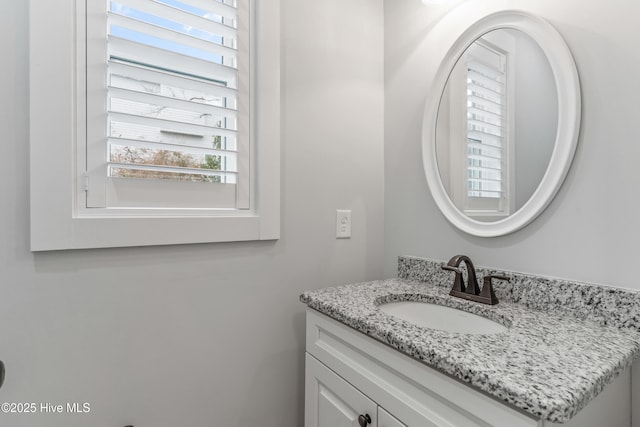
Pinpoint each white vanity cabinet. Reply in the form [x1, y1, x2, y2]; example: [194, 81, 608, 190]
[305, 353, 377, 427]
[378, 407, 406, 427]
[304, 309, 632, 427]
[305, 353, 406, 427]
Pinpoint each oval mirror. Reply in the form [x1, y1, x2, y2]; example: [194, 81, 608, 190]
[422, 11, 581, 237]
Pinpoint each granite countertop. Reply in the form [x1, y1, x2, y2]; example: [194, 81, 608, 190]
[300, 278, 640, 423]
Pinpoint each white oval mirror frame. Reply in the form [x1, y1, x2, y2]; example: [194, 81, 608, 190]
[422, 9, 581, 237]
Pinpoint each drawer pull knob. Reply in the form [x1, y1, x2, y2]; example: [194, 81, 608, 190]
[358, 414, 371, 426]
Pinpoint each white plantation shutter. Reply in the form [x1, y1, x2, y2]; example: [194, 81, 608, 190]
[463, 41, 510, 214]
[86, 0, 250, 210]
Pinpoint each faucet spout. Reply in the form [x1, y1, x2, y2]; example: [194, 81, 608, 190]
[445, 255, 480, 295]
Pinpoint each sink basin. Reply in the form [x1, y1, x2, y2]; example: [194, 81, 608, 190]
[378, 301, 507, 334]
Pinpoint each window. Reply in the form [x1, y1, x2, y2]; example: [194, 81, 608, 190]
[444, 36, 514, 219]
[463, 40, 510, 216]
[86, 0, 248, 210]
[29, 0, 280, 250]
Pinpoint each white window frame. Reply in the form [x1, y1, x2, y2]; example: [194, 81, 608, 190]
[29, 0, 280, 251]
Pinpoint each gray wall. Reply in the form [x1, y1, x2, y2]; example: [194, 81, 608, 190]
[384, 0, 640, 290]
[0, 1, 383, 426]
[512, 30, 557, 209]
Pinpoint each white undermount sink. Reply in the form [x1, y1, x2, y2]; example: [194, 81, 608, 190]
[378, 301, 508, 335]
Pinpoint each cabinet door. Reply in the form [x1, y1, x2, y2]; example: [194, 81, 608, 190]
[305, 353, 377, 427]
[378, 407, 406, 427]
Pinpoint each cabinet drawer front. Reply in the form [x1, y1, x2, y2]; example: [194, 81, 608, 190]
[306, 309, 540, 427]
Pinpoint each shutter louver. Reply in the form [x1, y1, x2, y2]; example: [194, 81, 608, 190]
[466, 52, 506, 200]
[106, 0, 239, 185]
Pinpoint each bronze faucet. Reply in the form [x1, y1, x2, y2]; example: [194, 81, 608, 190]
[441, 255, 509, 305]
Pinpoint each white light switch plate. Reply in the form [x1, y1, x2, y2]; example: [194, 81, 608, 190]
[336, 210, 351, 239]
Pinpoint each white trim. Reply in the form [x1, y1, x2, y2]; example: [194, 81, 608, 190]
[29, 0, 280, 250]
[633, 360, 640, 427]
[422, 8, 580, 237]
[253, 0, 280, 239]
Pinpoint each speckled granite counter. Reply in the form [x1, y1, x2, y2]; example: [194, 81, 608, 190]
[300, 258, 640, 423]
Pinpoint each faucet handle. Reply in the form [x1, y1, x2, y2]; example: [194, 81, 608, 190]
[441, 265, 465, 293]
[484, 274, 509, 283]
[479, 275, 510, 305]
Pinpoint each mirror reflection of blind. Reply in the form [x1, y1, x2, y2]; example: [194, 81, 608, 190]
[466, 43, 506, 200]
[107, 0, 239, 184]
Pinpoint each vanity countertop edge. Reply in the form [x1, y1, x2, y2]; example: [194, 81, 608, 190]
[300, 278, 640, 423]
